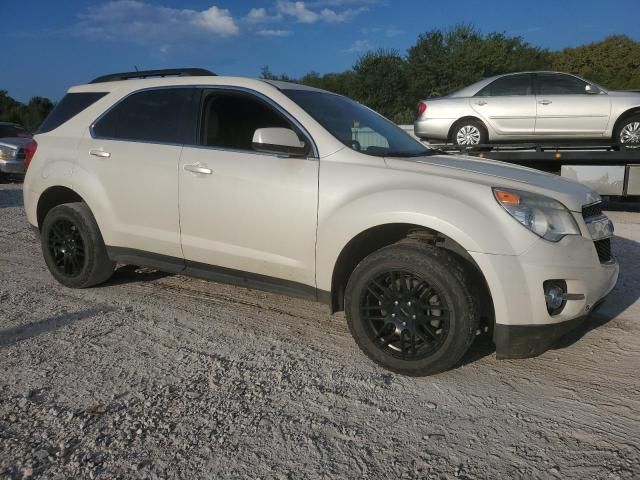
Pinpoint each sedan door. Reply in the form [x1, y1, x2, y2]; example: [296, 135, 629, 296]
[534, 73, 611, 136]
[178, 88, 319, 288]
[470, 73, 536, 136]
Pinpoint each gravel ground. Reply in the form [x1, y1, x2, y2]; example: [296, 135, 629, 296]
[1, 181, 639, 479]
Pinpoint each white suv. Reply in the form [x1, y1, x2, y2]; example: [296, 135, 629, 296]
[24, 68, 619, 376]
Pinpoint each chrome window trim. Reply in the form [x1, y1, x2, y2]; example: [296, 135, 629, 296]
[89, 85, 319, 159]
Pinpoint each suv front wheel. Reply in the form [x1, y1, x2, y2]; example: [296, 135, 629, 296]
[345, 241, 478, 376]
[41, 202, 115, 288]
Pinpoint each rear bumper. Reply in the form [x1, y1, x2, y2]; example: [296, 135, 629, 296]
[414, 118, 455, 141]
[0, 159, 25, 175]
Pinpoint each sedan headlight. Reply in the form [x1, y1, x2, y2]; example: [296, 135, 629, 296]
[493, 188, 580, 242]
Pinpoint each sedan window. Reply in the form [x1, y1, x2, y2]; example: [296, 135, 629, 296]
[536, 74, 588, 95]
[476, 75, 533, 97]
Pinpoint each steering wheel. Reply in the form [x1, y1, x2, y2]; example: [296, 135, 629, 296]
[351, 139, 362, 152]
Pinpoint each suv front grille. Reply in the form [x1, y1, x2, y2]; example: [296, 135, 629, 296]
[594, 238, 613, 263]
[582, 202, 603, 220]
[582, 202, 614, 263]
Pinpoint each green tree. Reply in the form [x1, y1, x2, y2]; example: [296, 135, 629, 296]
[0, 90, 54, 132]
[351, 49, 413, 123]
[552, 35, 640, 90]
[406, 24, 551, 100]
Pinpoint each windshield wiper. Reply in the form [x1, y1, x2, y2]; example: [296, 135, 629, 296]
[385, 150, 436, 158]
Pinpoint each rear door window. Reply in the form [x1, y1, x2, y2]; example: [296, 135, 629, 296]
[93, 88, 198, 144]
[37, 92, 107, 134]
[476, 74, 533, 97]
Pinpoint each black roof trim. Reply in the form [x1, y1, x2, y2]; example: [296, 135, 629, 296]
[89, 68, 216, 84]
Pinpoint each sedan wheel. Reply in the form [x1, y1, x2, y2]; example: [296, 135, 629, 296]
[619, 121, 640, 146]
[456, 125, 481, 145]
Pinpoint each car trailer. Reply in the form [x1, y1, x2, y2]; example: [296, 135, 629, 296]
[431, 143, 640, 198]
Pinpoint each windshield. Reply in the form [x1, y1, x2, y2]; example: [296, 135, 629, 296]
[282, 89, 430, 157]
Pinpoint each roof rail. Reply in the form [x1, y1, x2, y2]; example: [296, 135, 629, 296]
[89, 68, 216, 84]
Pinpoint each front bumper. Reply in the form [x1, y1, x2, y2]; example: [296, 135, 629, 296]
[0, 159, 25, 175]
[493, 301, 605, 359]
[469, 233, 619, 358]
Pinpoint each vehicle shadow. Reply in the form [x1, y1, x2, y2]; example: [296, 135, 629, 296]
[0, 306, 111, 348]
[0, 187, 23, 208]
[105, 264, 171, 286]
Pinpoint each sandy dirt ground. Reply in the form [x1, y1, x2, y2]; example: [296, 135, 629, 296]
[0, 181, 638, 479]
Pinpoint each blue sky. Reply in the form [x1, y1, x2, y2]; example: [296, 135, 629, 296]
[2, 0, 639, 102]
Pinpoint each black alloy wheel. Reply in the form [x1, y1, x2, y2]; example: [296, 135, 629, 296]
[47, 218, 86, 277]
[360, 270, 450, 360]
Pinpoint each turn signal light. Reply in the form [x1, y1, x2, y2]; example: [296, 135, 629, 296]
[494, 189, 520, 206]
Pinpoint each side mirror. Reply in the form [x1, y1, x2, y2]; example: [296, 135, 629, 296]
[585, 84, 600, 94]
[252, 128, 309, 157]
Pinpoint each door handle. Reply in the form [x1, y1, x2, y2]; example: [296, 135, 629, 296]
[183, 163, 213, 175]
[538, 100, 552, 105]
[475, 101, 488, 106]
[90, 149, 110, 158]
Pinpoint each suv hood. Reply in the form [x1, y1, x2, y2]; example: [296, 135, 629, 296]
[385, 153, 599, 212]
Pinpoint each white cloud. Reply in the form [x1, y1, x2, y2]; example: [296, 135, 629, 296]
[77, 1, 239, 45]
[361, 26, 404, 37]
[277, 1, 319, 23]
[245, 7, 283, 23]
[257, 29, 293, 37]
[276, 1, 367, 24]
[247, 7, 268, 22]
[193, 6, 239, 35]
[345, 39, 372, 53]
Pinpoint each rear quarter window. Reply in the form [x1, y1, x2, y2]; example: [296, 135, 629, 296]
[37, 92, 108, 134]
[92, 88, 198, 145]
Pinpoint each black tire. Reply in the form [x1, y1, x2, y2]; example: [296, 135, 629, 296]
[41, 202, 115, 288]
[614, 114, 640, 148]
[345, 240, 478, 376]
[450, 119, 488, 146]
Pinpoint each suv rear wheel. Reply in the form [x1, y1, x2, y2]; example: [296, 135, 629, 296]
[345, 241, 478, 376]
[41, 203, 115, 288]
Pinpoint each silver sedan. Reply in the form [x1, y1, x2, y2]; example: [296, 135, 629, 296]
[414, 71, 640, 146]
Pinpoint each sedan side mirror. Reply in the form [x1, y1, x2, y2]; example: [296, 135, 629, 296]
[252, 128, 310, 157]
[585, 84, 600, 94]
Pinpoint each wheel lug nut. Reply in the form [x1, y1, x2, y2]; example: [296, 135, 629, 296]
[412, 315, 416, 319]
[407, 301, 412, 306]
[394, 301, 399, 306]
[391, 313, 396, 318]
[402, 322, 406, 326]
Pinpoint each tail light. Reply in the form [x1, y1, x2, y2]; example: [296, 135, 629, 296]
[416, 101, 427, 118]
[23, 139, 37, 170]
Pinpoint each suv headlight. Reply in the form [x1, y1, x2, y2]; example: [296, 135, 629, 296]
[493, 188, 580, 242]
